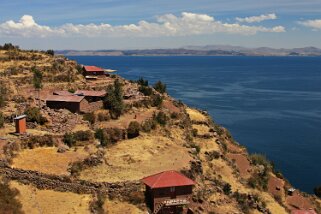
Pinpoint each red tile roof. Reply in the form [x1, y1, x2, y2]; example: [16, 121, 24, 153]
[46, 95, 84, 103]
[142, 171, 195, 189]
[74, 90, 106, 97]
[83, 66, 104, 72]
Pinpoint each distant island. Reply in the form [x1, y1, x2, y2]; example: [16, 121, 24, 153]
[56, 45, 321, 56]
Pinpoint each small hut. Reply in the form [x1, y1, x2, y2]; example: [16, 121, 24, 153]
[142, 170, 195, 214]
[14, 115, 27, 134]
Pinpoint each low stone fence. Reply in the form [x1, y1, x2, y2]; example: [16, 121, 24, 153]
[0, 161, 142, 197]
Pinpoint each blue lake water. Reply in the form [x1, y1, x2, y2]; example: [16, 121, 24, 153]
[69, 56, 321, 193]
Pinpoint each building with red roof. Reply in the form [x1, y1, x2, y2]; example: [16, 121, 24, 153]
[142, 170, 196, 214]
[83, 65, 105, 76]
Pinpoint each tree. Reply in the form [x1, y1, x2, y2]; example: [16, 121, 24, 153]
[95, 128, 109, 147]
[127, 121, 140, 139]
[104, 79, 124, 119]
[314, 185, 321, 198]
[0, 112, 4, 128]
[137, 77, 148, 86]
[223, 183, 232, 195]
[153, 80, 167, 94]
[33, 67, 43, 89]
[24, 107, 47, 125]
[32, 67, 43, 107]
[46, 49, 54, 56]
[0, 81, 8, 107]
[63, 132, 76, 147]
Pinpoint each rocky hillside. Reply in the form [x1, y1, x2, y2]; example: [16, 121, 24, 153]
[0, 46, 320, 214]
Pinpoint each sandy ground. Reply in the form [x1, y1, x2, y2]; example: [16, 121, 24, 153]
[226, 153, 251, 178]
[79, 132, 192, 182]
[186, 108, 208, 122]
[11, 147, 92, 175]
[10, 181, 92, 214]
[103, 199, 145, 214]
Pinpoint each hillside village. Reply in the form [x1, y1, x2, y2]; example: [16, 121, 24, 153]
[0, 44, 320, 214]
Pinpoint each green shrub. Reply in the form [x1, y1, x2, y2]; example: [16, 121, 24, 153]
[0, 80, 9, 107]
[104, 79, 124, 119]
[97, 112, 110, 122]
[250, 153, 271, 168]
[127, 121, 140, 139]
[95, 128, 109, 147]
[27, 135, 54, 149]
[24, 107, 47, 125]
[248, 171, 268, 191]
[223, 183, 232, 195]
[151, 94, 163, 107]
[155, 111, 168, 126]
[63, 132, 76, 147]
[314, 185, 321, 198]
[139, 85, 153, 96]
[153, 80, 167, 94]
[63, 131, 93, 147]
[137, 77, 148, 86]
[0, 112, 4, 128]
[233, 192, 250, 214]
[192, 128, 198, 137]
[170, 112, 179, 119]
[141, 119, 157, 132]
[74, 130, 93, 141]
[46, 49, 54, 56]
[83, 112, 96, 124]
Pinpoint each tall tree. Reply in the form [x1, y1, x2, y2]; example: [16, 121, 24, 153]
[32, 67, 43, 107]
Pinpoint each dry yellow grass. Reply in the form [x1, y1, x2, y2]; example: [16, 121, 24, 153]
[192, 124, 210, 136]
[10, 181, 92, 214]
[79, 132, 192, 182]
[103, 199, 145, 214]
[186, 108, 208, 122]
[11, 147, 91, 175]
[258, 191, 287, 214]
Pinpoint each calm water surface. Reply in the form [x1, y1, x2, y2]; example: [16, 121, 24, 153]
[69, 56, 321, 193]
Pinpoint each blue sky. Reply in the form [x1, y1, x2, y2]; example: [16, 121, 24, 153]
[0, 0, 321, 49]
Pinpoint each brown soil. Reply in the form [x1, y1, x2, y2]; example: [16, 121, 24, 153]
[226, 153, 251, 178]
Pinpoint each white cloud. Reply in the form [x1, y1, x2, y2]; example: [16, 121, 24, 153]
[298, 19, 321, 30]
[236, 13, 277, 23]
[0, 13, 285, 38]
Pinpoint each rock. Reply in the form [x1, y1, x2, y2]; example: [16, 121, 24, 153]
[57, 146, 68, 153]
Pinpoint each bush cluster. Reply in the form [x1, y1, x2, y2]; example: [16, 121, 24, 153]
[0, 80, 9, 107]
[151, 94, 163, 107]
[94, 128, 124, 146]
[0, 112, 4, 128]
[104, 79, 124, 119]
[97, 112, 110, 122]
[26, 135, 54, 149]
[24, 107, 48, 125]
[154, 111, 168, 126]
[127, 121, 140, 139]
[314, 185, 321, 198]
[83, 112, 96, 124]
[141, 118, 157, 132]
[63, 130, 93, 147]
[153, 80, 167, 94]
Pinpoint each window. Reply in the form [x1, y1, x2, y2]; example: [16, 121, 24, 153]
[170, 187, 175, 192]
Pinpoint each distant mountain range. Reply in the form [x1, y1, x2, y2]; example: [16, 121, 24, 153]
[56, 45, 321, 56]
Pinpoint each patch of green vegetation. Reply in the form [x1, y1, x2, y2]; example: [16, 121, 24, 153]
[154, 111, 168, 126]
[153, 80, 167, 94]
[63, 130, 93, 147]
[83, 112, 96, 124]
[104, 79, 124, 119]
[127, 121, 140, 139]
[24, 107, 48, 125]
[0, 112, 4, 128]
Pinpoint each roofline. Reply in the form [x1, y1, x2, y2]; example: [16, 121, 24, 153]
[141, 170, 196, 189]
